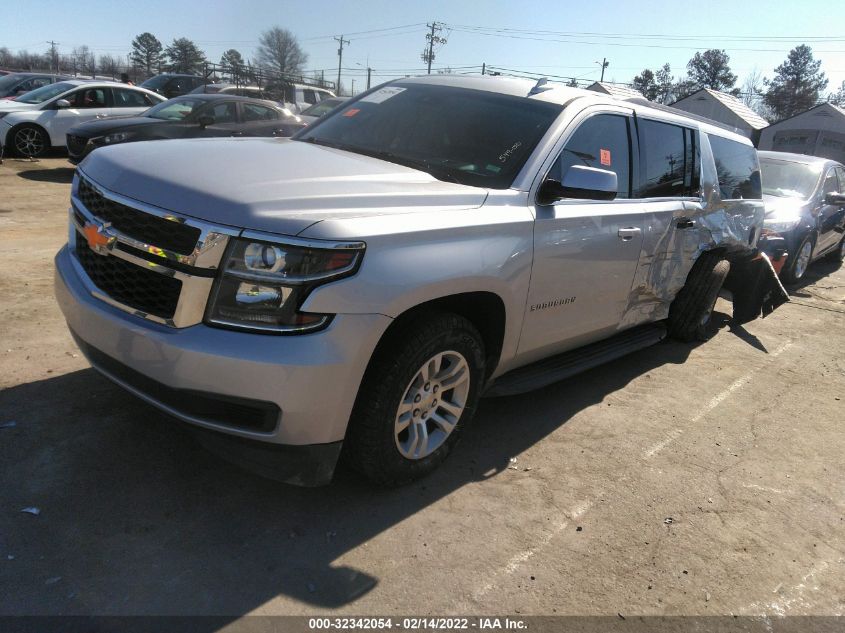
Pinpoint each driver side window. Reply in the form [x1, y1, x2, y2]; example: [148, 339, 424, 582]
[550, 114, 631, 198]
[65, 88, 107, 109]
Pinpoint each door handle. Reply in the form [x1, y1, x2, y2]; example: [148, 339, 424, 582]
[618, 227, 641, 241]
[676, 217, 695, 229]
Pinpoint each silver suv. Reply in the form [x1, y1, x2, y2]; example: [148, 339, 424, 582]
[55, 76, 774, 486]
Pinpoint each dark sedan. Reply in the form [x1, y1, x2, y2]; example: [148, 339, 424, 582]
[66, 94, 306, 164]
[758, 151, 845, 283]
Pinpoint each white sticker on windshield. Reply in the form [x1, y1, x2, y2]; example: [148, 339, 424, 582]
[359, 87, 406, 104]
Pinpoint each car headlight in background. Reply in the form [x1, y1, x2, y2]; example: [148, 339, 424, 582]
[762, 218, 801, 234]
[94, 131, 135, 146]
[205, 234, 365, 334]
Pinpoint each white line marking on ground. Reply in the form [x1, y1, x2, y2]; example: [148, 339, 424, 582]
[742, 483, 786, 495]
[744, 561, 834, 616]
[471, 499, 596, 602]
[644, 342, 794, 458]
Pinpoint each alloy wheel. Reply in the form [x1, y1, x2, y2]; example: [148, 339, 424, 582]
[794, 240, 813, 280]
[14, 127, 45, 157]
[394, 351, 470, 460]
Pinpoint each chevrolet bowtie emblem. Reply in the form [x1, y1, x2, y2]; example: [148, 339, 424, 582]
[83, 222, 116, 256]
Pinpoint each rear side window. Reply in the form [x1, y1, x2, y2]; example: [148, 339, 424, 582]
[242, 103, 279, 121]
[112, 88, 149, 108]
[709, 135, 762, 200]
[836, 167, 845, 192]
[638, 119, 698, 198]
[303, 89, 317, 105]
[551, 114, 632, 199]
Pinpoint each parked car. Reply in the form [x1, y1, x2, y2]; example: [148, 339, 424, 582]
[0, 72, 70, 100]
[187, 83, 301, 118]
[0, 80, 164, 158]
[140, 74, 209, 99]
[758, 151, 845, 283]
[298, 96, 348, 124]
[55, 76, 782, 487]
[261, 81, 336, 113]
[66, 94, 305, 164]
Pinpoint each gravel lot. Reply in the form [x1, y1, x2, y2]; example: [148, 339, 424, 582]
[1, 156, 843, 619]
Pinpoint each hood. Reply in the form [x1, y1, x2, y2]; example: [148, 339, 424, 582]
[762, 193, 810, 222]
[78, 138, 488, 236]
[0, 100, 39, 112]
[68, 116, 158, 137]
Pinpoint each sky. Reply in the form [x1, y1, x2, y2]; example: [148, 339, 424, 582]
[3, 0, 845, 96]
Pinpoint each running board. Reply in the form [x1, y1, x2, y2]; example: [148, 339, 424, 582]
[485, 323, 667, 397]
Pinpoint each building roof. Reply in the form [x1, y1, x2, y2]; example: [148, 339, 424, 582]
[763, 101, 845, 128]
[673, 88, 769, 130]
[586, 81, 645, 100]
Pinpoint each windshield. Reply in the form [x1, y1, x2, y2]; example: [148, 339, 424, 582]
[295, 83, 562, 189]
[0, 74, 28, 91]
[760, 158, 821, 199]
[15, 81, 74, 104]
[145, 97, 204, 120]
[140, 75, 172, 90]
[301, 98, 345, 117]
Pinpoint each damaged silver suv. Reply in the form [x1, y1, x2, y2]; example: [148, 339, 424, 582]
[54, 75, 782, 486]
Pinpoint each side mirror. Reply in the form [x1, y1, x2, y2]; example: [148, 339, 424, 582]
[824, 191, 845, 206]
[197, 115, 215, 128]
[538, 165, 618, 204]
[55, 99, 71, 109]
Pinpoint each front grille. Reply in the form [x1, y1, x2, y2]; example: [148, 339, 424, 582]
[76, 232, 182, 319]
[78, 178, 201, 256]
[67, 134, 88, 157]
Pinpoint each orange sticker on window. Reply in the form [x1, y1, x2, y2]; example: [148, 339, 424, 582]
[600, 149, 611, 166]
[343, 108, 361, 117]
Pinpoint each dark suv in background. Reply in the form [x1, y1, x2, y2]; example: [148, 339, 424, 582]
[140, 74, 209, 98]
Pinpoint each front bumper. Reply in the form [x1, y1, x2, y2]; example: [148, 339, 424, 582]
[55, 244, 391, 451]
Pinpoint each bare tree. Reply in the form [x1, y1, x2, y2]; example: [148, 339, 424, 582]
[98, 54, 121, 78]
[257, 27, 308, 76]
[0, 47, 13, 68]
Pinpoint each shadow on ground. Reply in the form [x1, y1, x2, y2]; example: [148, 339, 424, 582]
[15, 167, 75, 184]
[0, 340, 694, 620]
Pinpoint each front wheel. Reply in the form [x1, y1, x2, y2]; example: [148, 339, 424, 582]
[782, 235, 814, 284]
[343, 312, 485, 486]
[12, 124, 49, 158]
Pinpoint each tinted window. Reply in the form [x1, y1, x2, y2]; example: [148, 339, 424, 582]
[550, 114, 631, 199]
[112, 88, 149, 108]
[297, 84, 562, 189]
[242, 103, 279, 122]
[638, 119, 693, 197]
[836, 167, 845, 192]
[65, 88, 107, 108]
[303, 89, 317, 105]
[709, 135, 762, 200]
[206, 102, 237, 123]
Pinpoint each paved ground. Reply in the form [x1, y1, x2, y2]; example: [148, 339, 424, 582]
[1, 157, 843, 621]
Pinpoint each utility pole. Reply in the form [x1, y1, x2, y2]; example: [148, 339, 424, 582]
[366, 67, 372, 90]
[351, 79, 355, 95]
[334, 35, 350, 94]
[597, 57, 609, 82]
[46, 41, 59, 75]
[482, 63, 486, 75]
[421, 21, 446, 74]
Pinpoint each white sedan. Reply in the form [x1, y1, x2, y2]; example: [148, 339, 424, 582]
[0, 80, 164, 158]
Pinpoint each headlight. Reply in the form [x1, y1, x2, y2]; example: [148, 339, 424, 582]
[763, 218, 801, 234]
[205, 234, 365, 334]
[98, 131, 134, 145]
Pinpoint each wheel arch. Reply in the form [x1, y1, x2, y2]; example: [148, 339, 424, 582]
[368, 291, 507, 383]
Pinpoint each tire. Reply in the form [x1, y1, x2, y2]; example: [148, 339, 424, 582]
[343, 311, 486, 486]
[11, 124, 50, 158]
[782, 234, 814, 284]
[668, 251, 730, 343]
